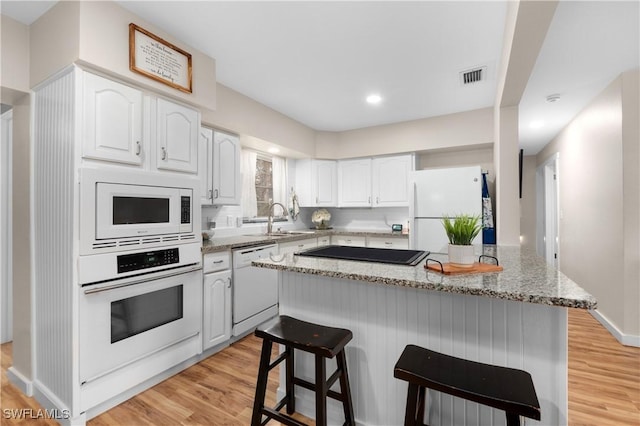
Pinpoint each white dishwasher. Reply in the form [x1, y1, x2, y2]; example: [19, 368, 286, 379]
[232, 243, 279, 336]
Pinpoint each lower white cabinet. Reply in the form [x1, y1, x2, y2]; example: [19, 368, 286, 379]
[332, 235, 366, 247]
[367, 236, 409, 249]
[279, 238, 318, 255]
[317, 235, 331, 246]
[203, 252, 232, 351]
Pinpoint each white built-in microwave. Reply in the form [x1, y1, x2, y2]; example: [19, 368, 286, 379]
[80, 168, 200, 255]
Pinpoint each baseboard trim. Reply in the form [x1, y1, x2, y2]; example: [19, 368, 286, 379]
[590, 309, 640, 347]
[7, 366, 33, 396]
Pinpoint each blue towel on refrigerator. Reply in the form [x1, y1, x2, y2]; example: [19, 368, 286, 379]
[482, 173, 496, 244]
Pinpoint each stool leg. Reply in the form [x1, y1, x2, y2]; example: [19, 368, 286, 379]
[416, 386, 426, 426]
[315, 354, 328, 426]
[404, 383, 420, 426]
[286, 345, 295, 414]
[506, 412, 521, 426]
[251, 339, 273, 426]
[336, 350, 355, 425]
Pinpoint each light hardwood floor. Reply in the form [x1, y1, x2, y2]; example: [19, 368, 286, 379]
[2, 309, 639, 425]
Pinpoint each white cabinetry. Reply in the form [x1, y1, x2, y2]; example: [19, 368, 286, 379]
[317, 235, 331, 247]
[81, 71, 200, 174]
[203, 251, 232, 351]
[295, 159, 337, 207]
[338, 158, 372, 207]
[199, 127, 214, 204]
[367, 236, 409, 249]
[372, 154, 414, 207]
[82, 72, 143, 165]
[332, 235, 366, 247]
[156, 98, 199, 174]
[279, 238, 318, 255]
[199, 128, 241, 206]
[212, 131, 241, 205]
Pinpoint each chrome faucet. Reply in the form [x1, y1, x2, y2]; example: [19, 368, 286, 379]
[267, 202, 288, 235]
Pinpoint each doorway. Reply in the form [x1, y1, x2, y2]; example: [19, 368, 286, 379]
[536, 153, 560, 268]
[1, 107, 12, 343]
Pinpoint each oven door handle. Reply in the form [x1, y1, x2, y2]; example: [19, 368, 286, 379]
[83, 266, 201, 295]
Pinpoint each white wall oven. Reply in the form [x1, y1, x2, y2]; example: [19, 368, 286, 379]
[78, 244, 202, 386]
[80, 168, 200, 254]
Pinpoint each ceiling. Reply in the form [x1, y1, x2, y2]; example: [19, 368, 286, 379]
[1, 1, 638, 155]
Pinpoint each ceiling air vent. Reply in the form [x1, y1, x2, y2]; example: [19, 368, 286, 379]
[460, 66, 487, 85]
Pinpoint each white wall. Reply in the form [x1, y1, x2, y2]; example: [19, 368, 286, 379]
[536, 70, 639, 340]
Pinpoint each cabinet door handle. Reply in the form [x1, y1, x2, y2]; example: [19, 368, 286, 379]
[212, 260, 224, 264]
[214, 189, 219, 199]
[385, 242, 393, 245]
[298, 244, 304, 248]
[368, 196, 371, 204]
[376, 196, 379, 204]
[227, 277, 231, 288]
[315, 196, 319, 204]
[161, 147, 167, 160]
[208, 190, 213, 200]
[135, 141, 141, 156]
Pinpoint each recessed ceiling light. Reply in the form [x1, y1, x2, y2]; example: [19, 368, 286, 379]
[529, 120, 545, 129]
[268, 147, 280, 154]
[366, 94, 382, 105]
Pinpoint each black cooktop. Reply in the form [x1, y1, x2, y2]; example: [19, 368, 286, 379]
[296, 245, 429, 266]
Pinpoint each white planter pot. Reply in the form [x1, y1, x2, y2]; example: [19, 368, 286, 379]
[448, 244, 475, 268]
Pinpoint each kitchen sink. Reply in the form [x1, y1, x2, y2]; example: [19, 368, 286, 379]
[243, 230, 316, 237]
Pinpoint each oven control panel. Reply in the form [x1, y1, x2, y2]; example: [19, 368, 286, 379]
[117, 248, 180, 274]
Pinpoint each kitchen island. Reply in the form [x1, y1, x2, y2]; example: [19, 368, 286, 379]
[253, 246, 596, 426]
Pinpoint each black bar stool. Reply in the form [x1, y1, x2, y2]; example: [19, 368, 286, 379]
[394, 345, 541, 426]
[251, 315, 355, 426]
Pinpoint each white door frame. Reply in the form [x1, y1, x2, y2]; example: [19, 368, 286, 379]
[536, 153, 560, 268]
[1, 108, 13, 343]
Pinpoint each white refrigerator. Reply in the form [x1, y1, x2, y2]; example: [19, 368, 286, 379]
[409, 166, 482, 253]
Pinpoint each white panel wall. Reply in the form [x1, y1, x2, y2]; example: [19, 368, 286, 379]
[32, 69, 77, 410]
[279, 272, 567, 426]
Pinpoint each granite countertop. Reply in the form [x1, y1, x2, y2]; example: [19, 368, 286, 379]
[201, 229, 408, 254]
[251, 245, 597, 309]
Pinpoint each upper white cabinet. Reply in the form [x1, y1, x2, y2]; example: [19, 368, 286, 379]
[199, 127, 214, 204]
[82, 72, 144, 165]
[336, 154, 414, 208]
[338, 158, 372, 207]
[156, 98, 199, 174]
[372, 154, 414, 207]
[81, 71, 201, 174]
[295, 159, 337, 207]
[199, 128, 241, 206]
[212, 130, 241, 205]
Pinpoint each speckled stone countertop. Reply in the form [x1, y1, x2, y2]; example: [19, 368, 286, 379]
[252, 245, 597, 309]
[201, 229, 408, 254]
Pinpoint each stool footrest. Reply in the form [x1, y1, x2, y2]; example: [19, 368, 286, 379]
[268, 351, 288, 371]
[292, 377, 344, 402]
[261, 407, 307, 426]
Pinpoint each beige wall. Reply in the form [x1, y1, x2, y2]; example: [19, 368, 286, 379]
[203, 84, 316, 158]
[537, 70, 639, 338]
[316, 107, 494, 160]
[10, 96, 31, 378]
[29, 1, 80, 89]
[621, 70, 639, 337]
[30, 1, 216, 110]
[519, 155, 537, 251]
[494, 105, 520, 245]
[1, 15, 30, 94]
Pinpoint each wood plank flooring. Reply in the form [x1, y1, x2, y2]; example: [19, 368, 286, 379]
[2, 309, 639, 425]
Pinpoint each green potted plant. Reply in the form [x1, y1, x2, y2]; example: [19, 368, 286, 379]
[442, 214, 482, 268]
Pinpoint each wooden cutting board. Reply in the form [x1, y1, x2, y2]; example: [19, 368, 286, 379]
[425, 261, 503, 275]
